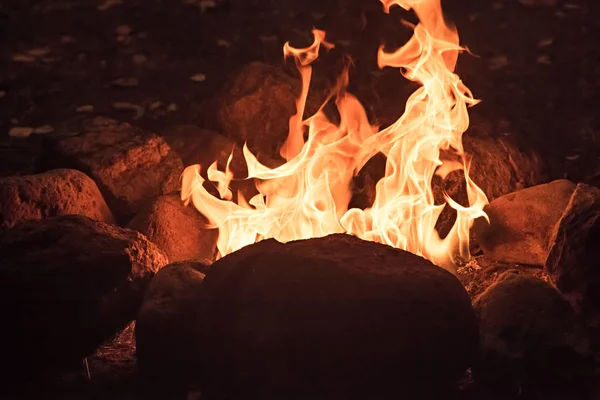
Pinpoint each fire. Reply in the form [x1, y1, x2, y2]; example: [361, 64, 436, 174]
[181, 0, 489, 271]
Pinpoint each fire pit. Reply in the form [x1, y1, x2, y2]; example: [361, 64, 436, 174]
[0, 0, 598, 398]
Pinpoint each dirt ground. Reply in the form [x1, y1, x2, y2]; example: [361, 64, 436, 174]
[1, 0, 598, 398]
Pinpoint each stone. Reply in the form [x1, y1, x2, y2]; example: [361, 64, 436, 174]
[41, 117, 183, 222]
[0, 169, 116, 229]
[127, 194, 218, 263]
[196, 234, 478, 399]
[473, 180, 576, 266]
[434, 136, 547, 237]
[473, 270, 593, 395]
[0, 215, 168, 383]
[545, 183, 600, 326]
[519, 0, 557, 7]
[214, 62, 322, 164]
[136, 260, 209, 388]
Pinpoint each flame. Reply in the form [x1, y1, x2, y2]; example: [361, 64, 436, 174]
[181, 0, 489, 271]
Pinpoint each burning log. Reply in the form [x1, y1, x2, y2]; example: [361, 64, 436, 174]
[0, 215, 167, 384]
[136, 260, 209, 389]
[127, 194, 218, 263]
[473, 179, 576, 265]
[41, 117, 183, 222]
[0, 169, 116, 229]
[545, 183, 600, 327]
[191, 235, 477, 398]
[472, 270, 593, 396]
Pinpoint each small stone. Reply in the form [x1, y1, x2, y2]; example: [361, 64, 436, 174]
[538, 38, 553, 47]
[167, 103, 178, 112]
[60, 35, 75, 44]
[111, 77, 139, 88]
[473, 270, 593, 393]
[489, 55, 508, 70]
[537, 55, 551, 65]
[149, 101, 163, 110]
[519, 0, 557, 6]
[12, 54, 36, 63]
[32, 125, 54, 135]
[474, 180, 576, 266]
[112, 102, 145, 119]
[115, 24, 132, 40]
[216, 39, 232, 47]
[132, 54, 148, 65]
[27, 47, 51, 57]
[259, 35, 278, 43]
[0, 90, 5, 99]
[98, 0, 123, 11]
[8, 127, 33, 138]
[190, 73, 206, 82]
[492, 2, 504, 9]
[76, 104, 94, 113]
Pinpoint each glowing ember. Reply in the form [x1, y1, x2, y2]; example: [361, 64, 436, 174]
[181, 0, 489, 271]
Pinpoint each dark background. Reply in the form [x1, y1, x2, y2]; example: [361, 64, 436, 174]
[0, 0, 597, 183]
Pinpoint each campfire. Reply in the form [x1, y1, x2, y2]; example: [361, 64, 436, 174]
[181, 0, 488, 270]
[0, 0, 599, 398]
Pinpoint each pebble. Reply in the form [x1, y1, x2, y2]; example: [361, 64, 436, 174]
[28, 48, 51, 57]
[33, 125, 55, 135]
[111, 77, 139, 88]
[112, 102, 145, 119]
[0, 90, 5, 99]
[190, 73, 207, 82]
[76, 105, 94, 113]
[98, 0, 123, 11]
[12, 54, 36, 63]
[8, 127, 34, 138]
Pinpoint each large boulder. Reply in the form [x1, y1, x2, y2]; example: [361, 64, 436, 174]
[195, 234, 478, 399]
[136, 260, 209, 389]
[0, 215, 168, 383]
[41, 117, 183, 222]
[473, 180, 576, 265]
[0, 169, 116, 229]
[127, 194, 218, 263]
[545, 183, 600, 327]
[472, 270, 593, 396]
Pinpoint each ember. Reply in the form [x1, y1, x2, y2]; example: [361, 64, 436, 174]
[181, 0, 488, 270]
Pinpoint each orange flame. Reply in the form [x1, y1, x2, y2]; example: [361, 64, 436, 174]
[181, 0, 489, 271]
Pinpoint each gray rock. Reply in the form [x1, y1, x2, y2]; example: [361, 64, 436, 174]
[473, 179, 576, 265]
[196, 234, 478, 399]
[546, 183, 600, 327]
[0, 169, 116, 229]
[0, 215, 168, 382]
[127, 194, 218, 263]
[473, 270, 592, 394]
[42, 117, 183, 222]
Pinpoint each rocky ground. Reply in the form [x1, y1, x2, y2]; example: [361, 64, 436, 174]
[1, 0, 599, 399]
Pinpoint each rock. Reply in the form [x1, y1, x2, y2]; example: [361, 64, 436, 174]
[351, 135, 547, 235]
[136, 260, 209, 388]
[545, 183, 600, 326]
[41, 117, 183, 222]
[0, 169, 116, 229]
[196, 234, 478, 399]
[127, 194, 218, 263]
[473, 270, 593, 395]
[0, 215, 168, 382]
[473, 180, 576, 266]
[215, 62, 322, 163]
